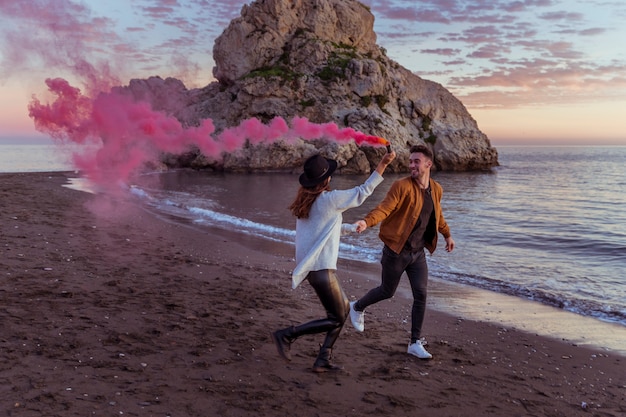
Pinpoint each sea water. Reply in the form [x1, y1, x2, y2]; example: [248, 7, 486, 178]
[131, 146, 626, 326]
[2, 143, 625, 338]
[0, 143, 75, 172]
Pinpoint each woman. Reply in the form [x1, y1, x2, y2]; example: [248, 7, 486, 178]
[272, 150, 395, 372]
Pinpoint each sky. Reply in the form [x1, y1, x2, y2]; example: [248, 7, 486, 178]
[0, 0, 625, 146]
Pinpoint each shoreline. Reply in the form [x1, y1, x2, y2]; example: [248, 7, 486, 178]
[148, 198, 626, 357]
[2, 171, 625, 416]
[337, 257, 626, 357]
[14, 166, 626, 337]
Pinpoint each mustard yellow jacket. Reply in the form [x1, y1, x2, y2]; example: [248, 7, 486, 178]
[364, 176, 451, 254]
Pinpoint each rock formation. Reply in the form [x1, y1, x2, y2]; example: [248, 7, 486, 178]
[121, 0, 499, 173]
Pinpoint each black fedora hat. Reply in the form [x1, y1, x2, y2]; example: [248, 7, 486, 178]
[299, 154, 337, 187]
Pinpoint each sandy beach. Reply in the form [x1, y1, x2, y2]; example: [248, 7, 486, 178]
[1, 171, 624, 417]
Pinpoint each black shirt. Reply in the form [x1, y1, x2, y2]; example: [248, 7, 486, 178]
[404, 186, 435, 252]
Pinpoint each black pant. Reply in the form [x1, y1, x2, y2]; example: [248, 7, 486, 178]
[288, 270, 349, 352]
[355, 245, 428, 342]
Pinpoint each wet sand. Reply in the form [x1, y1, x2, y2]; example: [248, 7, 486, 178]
[1, 171, 624, 416]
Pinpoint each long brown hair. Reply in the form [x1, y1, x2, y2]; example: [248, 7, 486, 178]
[289, 179, 330, 219]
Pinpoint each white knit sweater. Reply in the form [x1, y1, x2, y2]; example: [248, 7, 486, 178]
[291, 171, 384, 288]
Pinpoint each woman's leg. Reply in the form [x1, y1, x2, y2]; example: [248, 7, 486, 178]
[272, 270, 348, 368]
[308, 270, 348, 371]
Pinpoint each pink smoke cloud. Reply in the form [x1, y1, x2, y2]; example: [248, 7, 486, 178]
[28, 78, 387, 192]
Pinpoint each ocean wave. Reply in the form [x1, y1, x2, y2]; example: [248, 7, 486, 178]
[436, 270, 626, 326]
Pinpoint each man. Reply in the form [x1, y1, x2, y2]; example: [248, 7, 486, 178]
[350, 144, 455, 359]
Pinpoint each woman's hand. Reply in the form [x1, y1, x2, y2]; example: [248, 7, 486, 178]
[375, 150, 396, 175]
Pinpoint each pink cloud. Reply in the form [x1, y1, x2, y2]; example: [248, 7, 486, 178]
[141, 6, 177, 19]
[464, 14, 517, 24]
[579, 28, 606, 36]
[502, 0, 556, 13]
[161, 18, 199, 32]
[367, 0, 554, 25]
[420, 48, 461, 56]
[443, 26, 503, 45]
[157, 37, 198, 49]
[467, 44, 511, 59]
[539, 11, 584, 21]
[0, 0, 130, 92]
[515, 40, 584, 59]
[441, 59, 467, 66]
[370, 3, 451, 24]
[380, 31, 437, 40]
[448, 56, 626, 108]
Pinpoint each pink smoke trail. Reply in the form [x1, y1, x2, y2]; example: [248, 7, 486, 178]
[290, 116, 388, 146]
[28, 78, 388, 191]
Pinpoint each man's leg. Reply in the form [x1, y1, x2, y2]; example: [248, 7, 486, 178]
[354, 245, 409, 311]
[405, 250, 429, 342]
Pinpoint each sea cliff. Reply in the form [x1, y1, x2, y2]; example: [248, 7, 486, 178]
[118, 0, 498, 173]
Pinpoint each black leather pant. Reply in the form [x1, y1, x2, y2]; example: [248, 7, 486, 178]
[285, 269, 349, 356]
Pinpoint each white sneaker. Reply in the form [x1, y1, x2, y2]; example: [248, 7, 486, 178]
[349, 301, 364, 332]
[407, 339, 432, 359]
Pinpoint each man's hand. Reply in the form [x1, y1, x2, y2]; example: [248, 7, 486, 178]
[355, 220, 368, 233]
[445, 236, 455, 252]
